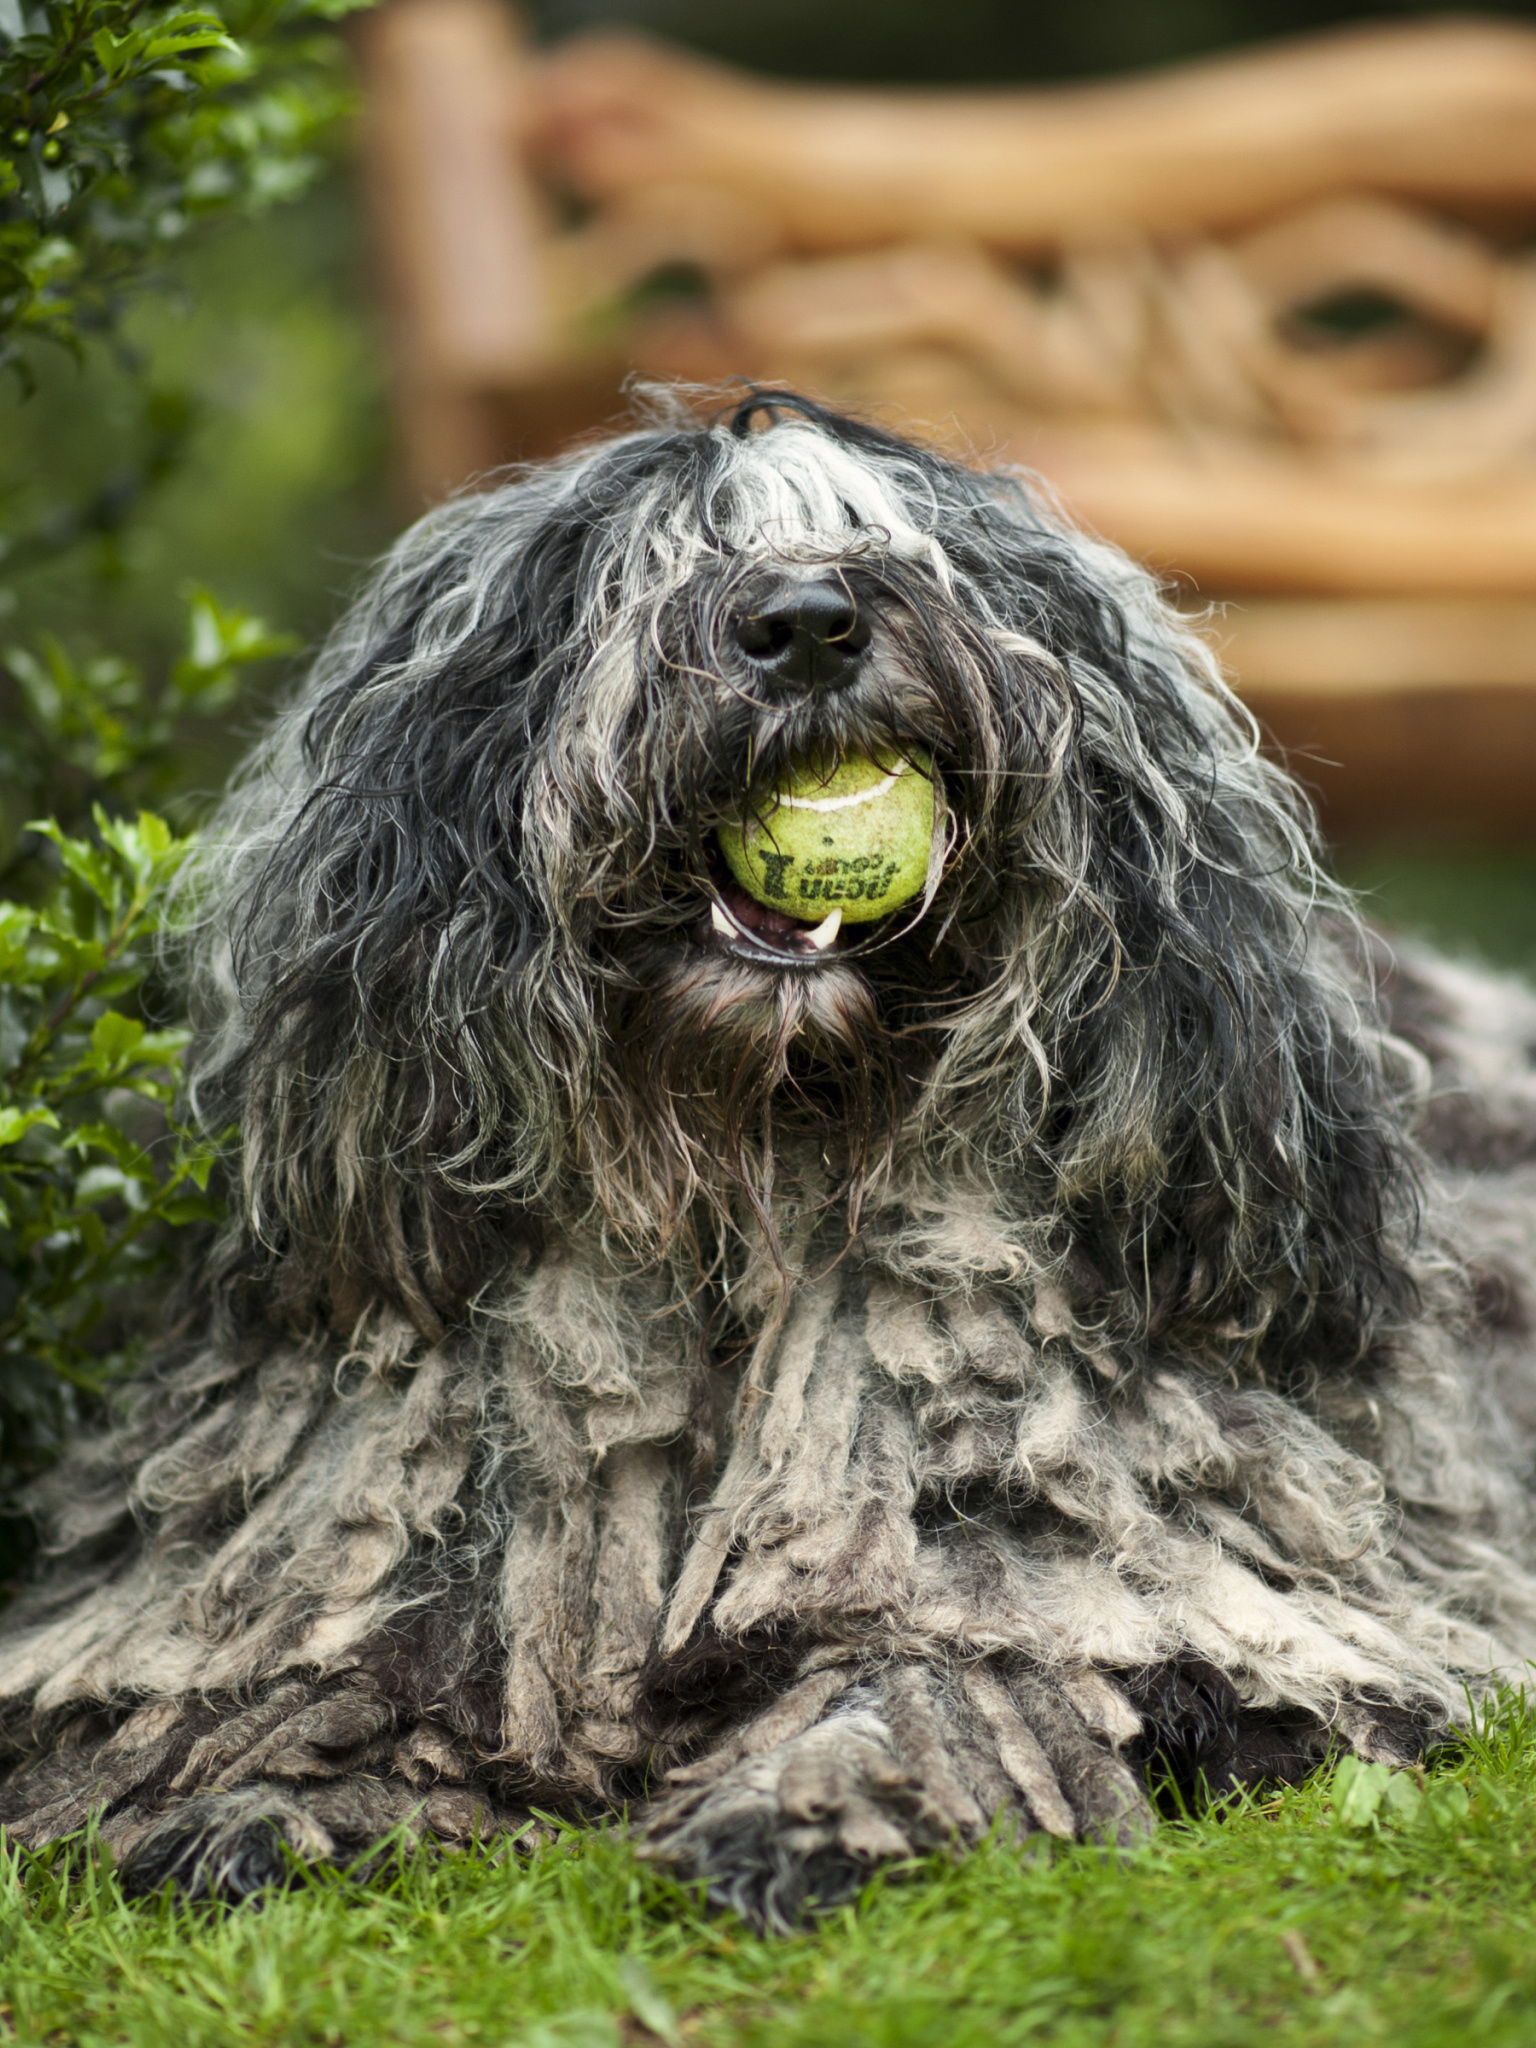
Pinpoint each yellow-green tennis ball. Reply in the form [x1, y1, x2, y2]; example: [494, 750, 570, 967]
[718, 751, 936, 924]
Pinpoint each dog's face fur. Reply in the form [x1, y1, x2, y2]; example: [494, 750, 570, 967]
[192, 392, 1408, 1381]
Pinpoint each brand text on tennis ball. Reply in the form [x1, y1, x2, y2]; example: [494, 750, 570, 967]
[718, 753, 937, 924]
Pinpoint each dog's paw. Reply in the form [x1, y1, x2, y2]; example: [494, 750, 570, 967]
[0, 1678, 542, 1899]
[116, 1786, 311, 1899]
[114, 1774, 432, 1899]
[112, 1768, 531, 1899]
[640, 1657, 1153, 1928]
[641, 1685, 936, 1929]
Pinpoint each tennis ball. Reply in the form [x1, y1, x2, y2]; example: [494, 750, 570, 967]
[718, 750, 936, 925]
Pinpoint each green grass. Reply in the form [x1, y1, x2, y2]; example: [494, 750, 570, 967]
[6, 1698, 1536, 2047]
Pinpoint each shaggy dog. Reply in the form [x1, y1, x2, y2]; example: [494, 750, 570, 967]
[4, 391, 1536, 1926]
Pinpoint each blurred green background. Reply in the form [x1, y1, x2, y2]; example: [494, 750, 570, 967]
[6, 0, 1536, 974]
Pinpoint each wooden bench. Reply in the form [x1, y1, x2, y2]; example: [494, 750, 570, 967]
[355, 0, 1536, 839]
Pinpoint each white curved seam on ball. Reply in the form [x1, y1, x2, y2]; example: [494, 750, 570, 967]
[774, 766, 906, 813]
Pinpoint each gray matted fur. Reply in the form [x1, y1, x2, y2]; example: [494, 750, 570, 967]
[4, 388, 1536, 1928]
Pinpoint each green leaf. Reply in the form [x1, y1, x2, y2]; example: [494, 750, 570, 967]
[1332, 1756, 1395, 1828]
[0, 1104, 59, 1147]
[180, 1132, 227, 1190]
[72, 1163, 150, 1210]
[143, 27, 241, 63]
[26, 819, 117, 909]
[172, 585, 297, 711]
[87, 1010, 146, 1071]
[91, 27, 137, 75]
[133, 1027, 193, 1065]
[26, 918, 107, 981]
[65, 1121, 154, 1177]
[0, 905, 39, 978]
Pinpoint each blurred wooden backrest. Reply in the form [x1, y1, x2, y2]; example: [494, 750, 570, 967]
[355, 1, 1536, 838]
[357, 0, 549, 490]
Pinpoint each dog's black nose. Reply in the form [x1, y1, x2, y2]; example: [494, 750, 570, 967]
[732, 579, 872, 693]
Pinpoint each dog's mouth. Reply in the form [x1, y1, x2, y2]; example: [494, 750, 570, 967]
[697, 741, 945, 969]
[703, 871, 850, 967]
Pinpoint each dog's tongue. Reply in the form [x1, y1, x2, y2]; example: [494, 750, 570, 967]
[719, 877, 812, 938]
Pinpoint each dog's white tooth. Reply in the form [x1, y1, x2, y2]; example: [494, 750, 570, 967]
[805, 908, 843, 951]
[710, 900, 735, 936]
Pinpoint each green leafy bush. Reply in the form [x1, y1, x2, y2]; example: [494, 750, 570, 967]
[0, 807, 216, 1474]
[0, 0, 363, 1510]
[1, 0, 357, 382]
[2, 580, 294, 847]
[0, 581, 289, 1494]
